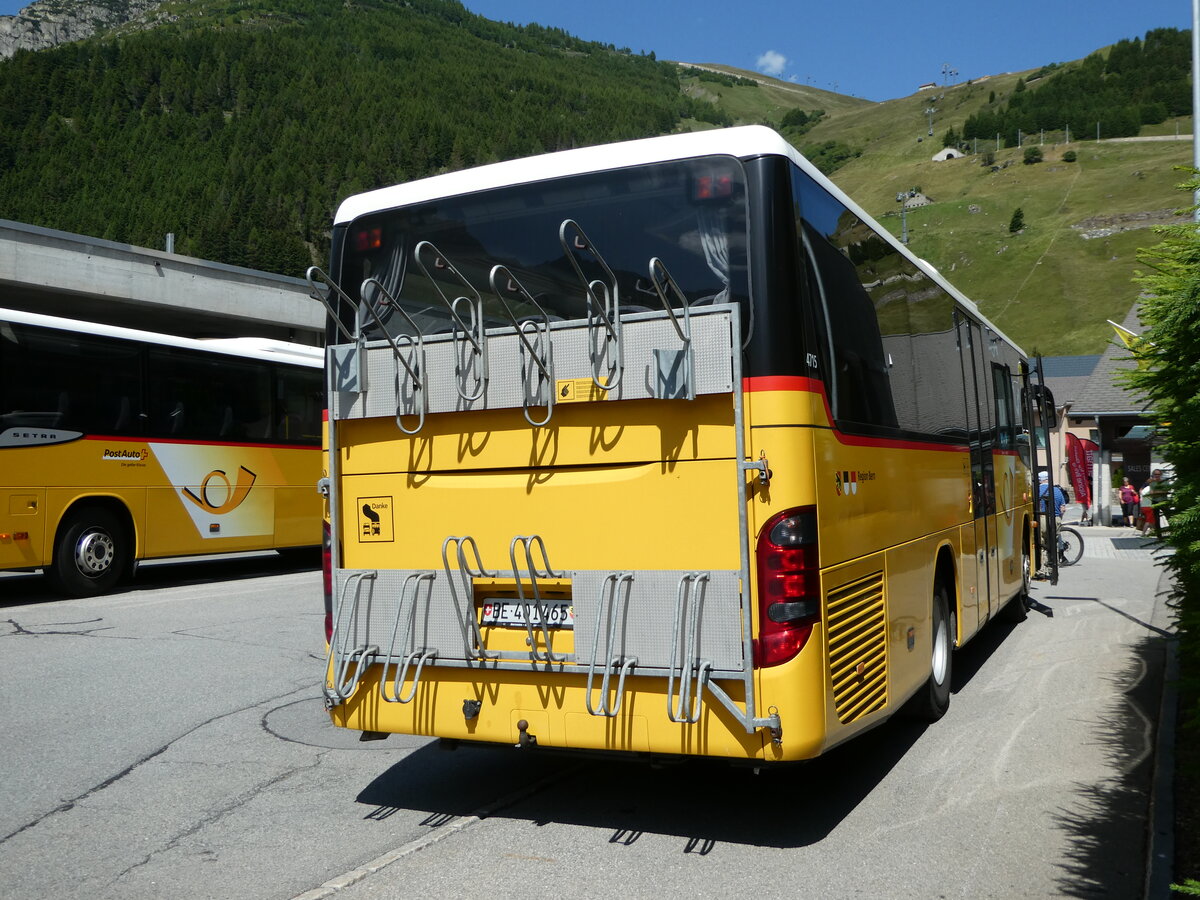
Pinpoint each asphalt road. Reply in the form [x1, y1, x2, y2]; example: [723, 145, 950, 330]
[0, 529, 1173, 899]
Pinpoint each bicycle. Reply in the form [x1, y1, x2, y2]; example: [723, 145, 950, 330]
[1057, 525, 1084, 566]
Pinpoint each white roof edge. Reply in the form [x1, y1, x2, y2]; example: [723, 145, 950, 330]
[0, 306, 322, 368]
[335, 125, 1024, 357]
[335, 125, 795, 224]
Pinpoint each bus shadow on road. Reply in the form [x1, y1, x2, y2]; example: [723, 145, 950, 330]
[354, 611, 1028, 849]
[356, 718, 921, 849]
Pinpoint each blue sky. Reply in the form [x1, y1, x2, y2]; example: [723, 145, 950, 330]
[465, 0, 1194, 101]
[0, 0, 1192, 100]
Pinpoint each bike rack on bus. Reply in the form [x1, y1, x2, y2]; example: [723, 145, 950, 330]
[510, 535, 568, 663]
[647, 257, 695, 401]
[379, 573, 438, 704]
[327, 571, 380, 704]
[441, 536, 501, 661]
[310, 283, 785, 740]
[666, 572, 713, 724]
[488, 265, 556, 427]
[306, 266, 367, 394]
[559, 219, 623, 392]
[413, 241, 489, 403]
[304, 267, 428, 434]
[359, 277, 427, 435]
[585, 573, 638, 717]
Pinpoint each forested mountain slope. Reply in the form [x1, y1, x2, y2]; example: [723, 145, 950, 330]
[0, 0, 721, 273]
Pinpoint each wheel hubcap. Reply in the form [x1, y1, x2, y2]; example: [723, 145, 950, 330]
[75, 530, 114, 576]
[932, 616, 949, 684]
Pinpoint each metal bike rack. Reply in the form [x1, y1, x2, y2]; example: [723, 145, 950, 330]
[585, 573, 637, 717]
[509, 535, 567, 663]
[305, 266, 428, 434]
[379, 573, 438, 704]
[359, 277, 427, 435]
[647, 257, 696, 401]
[560, 219, 623, 392]
[327, 571, 380, 704]
[488, 265, 556, 427]
[306, 266, 367, 394]
[414, 241, 489, 403]
[667, 572, 713, 724]
[441, 536, 501, 661]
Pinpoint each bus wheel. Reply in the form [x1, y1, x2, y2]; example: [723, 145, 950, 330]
[909, 583, 953, 721]
[48, 508, 129, 597]
[1001, 536, 1031, 623]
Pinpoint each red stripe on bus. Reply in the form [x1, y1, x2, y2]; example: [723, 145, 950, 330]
[83, 435, 315, 451]
[743, 375, 824, 393]
[742, 376, 970, 453]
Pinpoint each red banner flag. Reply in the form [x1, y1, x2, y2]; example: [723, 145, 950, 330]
[1065, 433, 1092, 508]
[1081, 439, 1099, 470]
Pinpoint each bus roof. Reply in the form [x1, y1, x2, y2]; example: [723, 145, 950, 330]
[0, 306, 323, 368]
[337, 125, 1024, 358]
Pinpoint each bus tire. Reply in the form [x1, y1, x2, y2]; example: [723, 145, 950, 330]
[1000, 533, 1030, 623]
[910, 582, 953, 721]
[48, 507, 129, 597]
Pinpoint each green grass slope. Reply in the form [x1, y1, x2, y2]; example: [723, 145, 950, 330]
[835, 133, 1191, 357]
[695, 57, 1195, 356]
[676, 62, 873, 122]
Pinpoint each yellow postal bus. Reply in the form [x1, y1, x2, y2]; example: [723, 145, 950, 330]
[0, 308, 324, 596]
[312, 126, 1034, 763]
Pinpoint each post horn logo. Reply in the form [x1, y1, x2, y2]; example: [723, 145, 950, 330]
[183, 466, 257, 514]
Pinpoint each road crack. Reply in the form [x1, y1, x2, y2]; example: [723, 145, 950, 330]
[0, 682, 317, 847]
[109, 751, 328, 886]
[2, 616, 126, 638]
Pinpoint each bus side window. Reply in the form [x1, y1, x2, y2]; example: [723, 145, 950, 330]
[274, 367, 323, 443]
[0, 324, 140, 435]
[801, 220, 897, 429]
[992, 363, 1016, 450]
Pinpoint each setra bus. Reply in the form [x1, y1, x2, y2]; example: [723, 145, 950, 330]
[311, 125, 1034, 763]
[0, 307, 324, 596]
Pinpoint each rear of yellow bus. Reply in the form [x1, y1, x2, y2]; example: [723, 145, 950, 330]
[317, 128, 968, 763]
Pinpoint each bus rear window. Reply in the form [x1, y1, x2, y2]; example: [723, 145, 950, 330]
[339, 156, 750, 341]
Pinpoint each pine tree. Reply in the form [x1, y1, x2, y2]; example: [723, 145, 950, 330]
[1125, 172, 1200, 837]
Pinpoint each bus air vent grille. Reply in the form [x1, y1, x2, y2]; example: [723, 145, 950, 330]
[826, 571, 888, 724]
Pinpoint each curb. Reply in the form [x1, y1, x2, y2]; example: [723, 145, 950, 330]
[1145, 567, 1179, 899]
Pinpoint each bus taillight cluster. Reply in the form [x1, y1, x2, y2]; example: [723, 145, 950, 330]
[754, 506, 820, 668]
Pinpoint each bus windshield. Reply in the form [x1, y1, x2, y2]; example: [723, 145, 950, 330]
[339, 155, 750, 340]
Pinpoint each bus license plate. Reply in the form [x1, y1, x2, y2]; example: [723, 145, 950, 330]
[481, 600, 575, 629]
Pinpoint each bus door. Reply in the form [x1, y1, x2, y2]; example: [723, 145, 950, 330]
[956, 315, 998, 629]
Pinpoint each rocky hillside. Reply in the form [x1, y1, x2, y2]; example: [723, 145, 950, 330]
[0, 0, 162, 58]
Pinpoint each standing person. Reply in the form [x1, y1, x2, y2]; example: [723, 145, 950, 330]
[1118, 476, 1140, 528]
[1140, 469, 1164, 536]
[1037, 471, 1068, 567]
[1038, 471, 1067, 519]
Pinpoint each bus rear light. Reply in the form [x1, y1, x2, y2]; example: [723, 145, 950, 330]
[753, 506, 820, 668]
[322, 520, 333, 643]
[353, 227, 382, 252]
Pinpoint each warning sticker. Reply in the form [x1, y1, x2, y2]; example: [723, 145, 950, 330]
[555, 378, 609, 403]
[357, 496, 394, 542]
